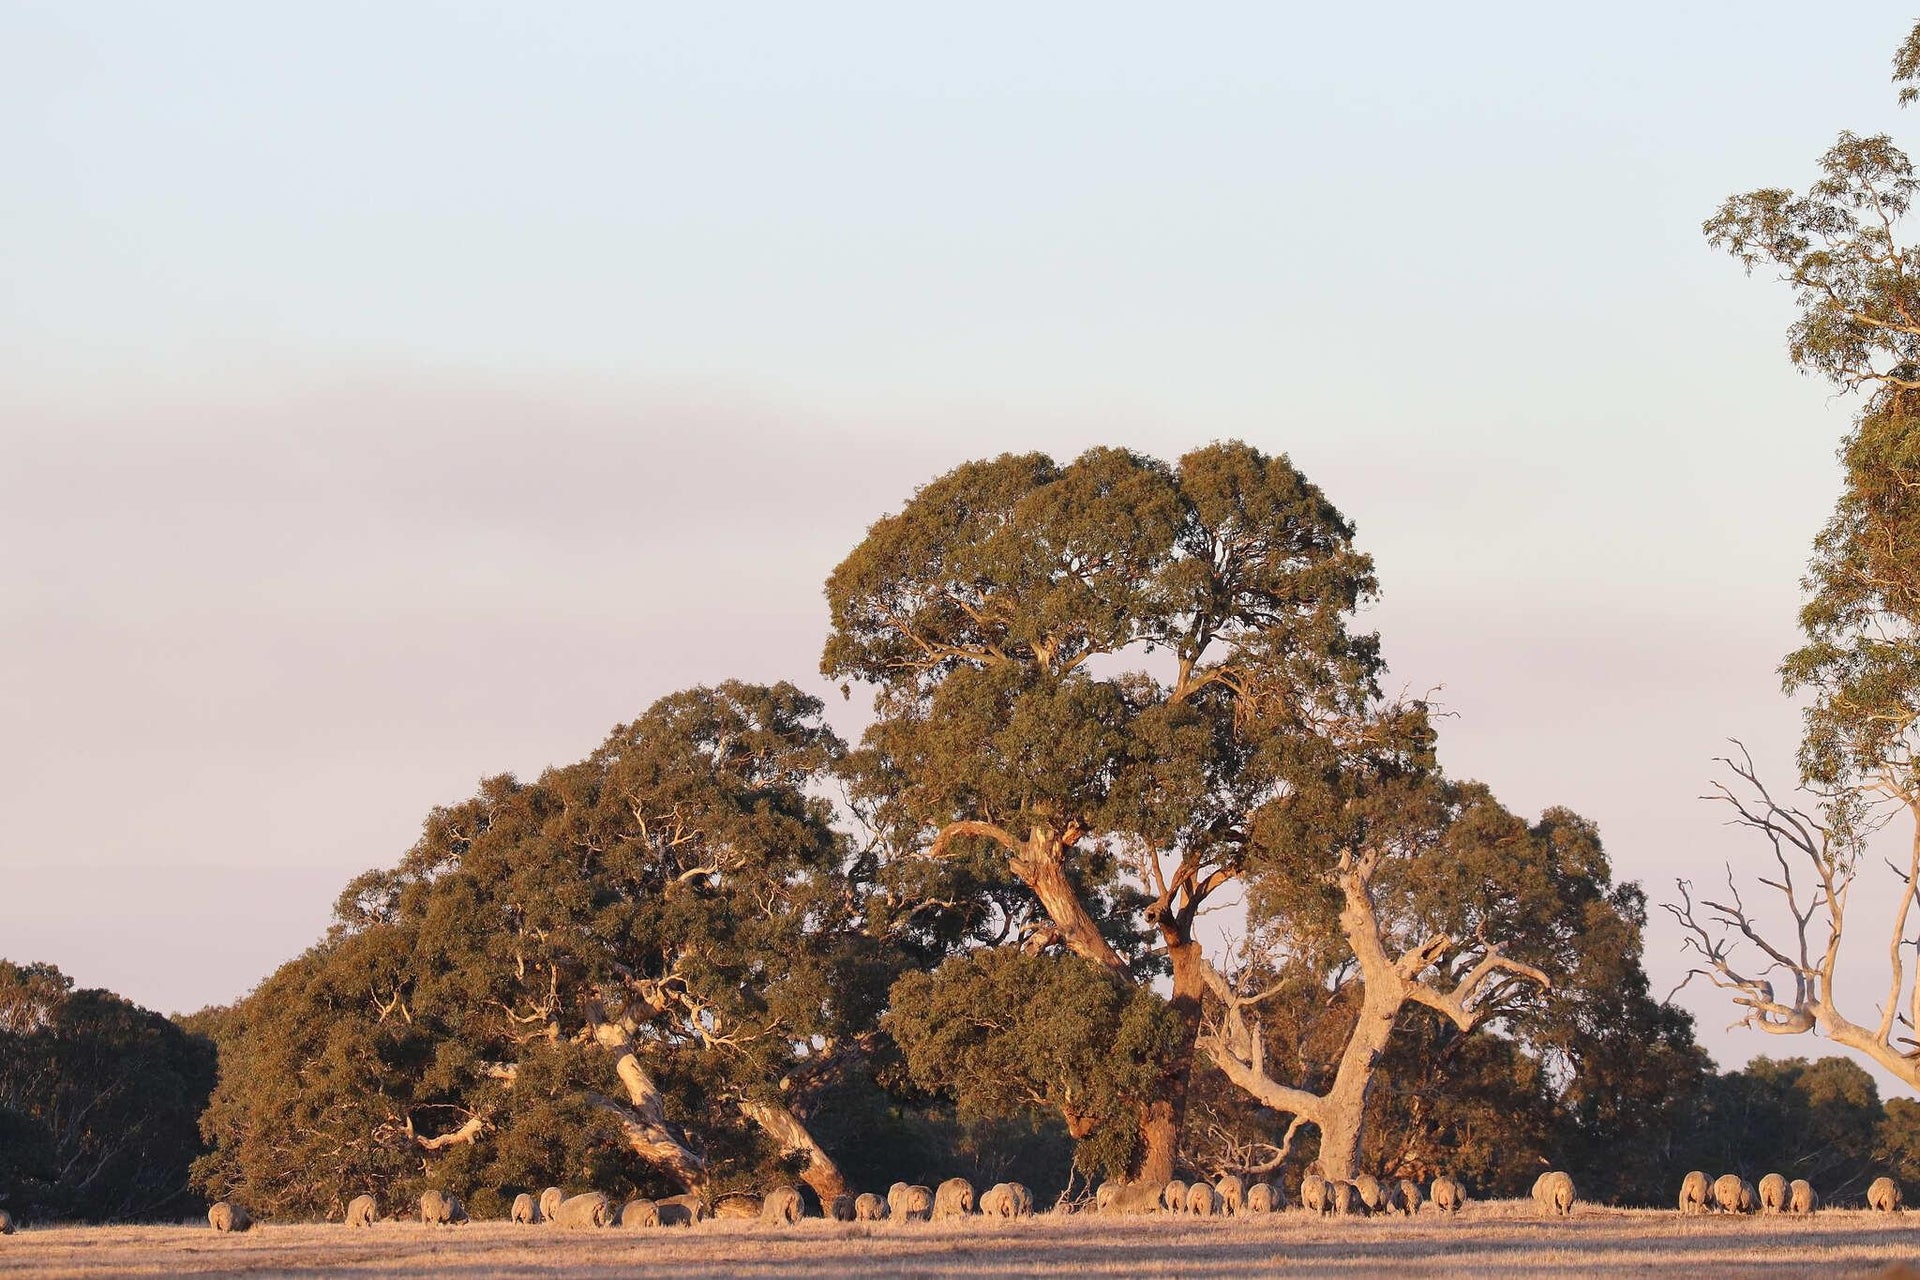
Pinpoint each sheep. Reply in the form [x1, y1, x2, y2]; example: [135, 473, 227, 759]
[1379, 1181, 1405, 1215]
[933, 1177, 974, 1220]
[1244, 1182, 1277, 1214]
[659, 1192, 710, 1223]
[1213, 1174, 1245, 1215]
[345, 1194, 378, 1227]
[619, 1199, 658, 1227]
[511, 1192, 540, 1224]
[207, 1201, 251, 1233]
[1538, 1171, 1576, 1218]
[539, 1187, 565, 1223]
[1160, 1179, 1188, 1213]
[655, 1202, 696, 1228]
[1739, 1179, 1759, 1213]
[1186, 1181, 1220, 1216]
[854, 1192, 887, 1221]
[1330, 1180, 1360, 1216]
[1300, 1175, 1331, 1215]
[1353, 1173, 1386, 1214]
[1870, 1176, 1904, 1212]
[891, 1184, 932, 1222]
[1677, 1171, 1710, 1216]
[980, 1182, 1033, 1218]
[714, 1194, 762, 1220]
[829, 1193, 857, 1222]
[0, 1210, 13, 1235]
[419, 1190, 463, 1226]
[1711, 1174, 1745, 1214]
[1094, 1181, 1120, 1214]
[1396, 1179, 1423, 1215]
[762, 1186, 805, 1225]
[1789, 1179, 1819, 1214]
[1430, 1176, 1464, 1215]
[1758, 1173, 1788, 1214]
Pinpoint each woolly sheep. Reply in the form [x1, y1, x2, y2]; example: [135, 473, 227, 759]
[552, 1192, 610, 1229]
[981, 1182, 1034, 1218]
[933, 1177, 974, 1220]
[419, 1190, 464, 1226]
[854, 1192, 887, 1221]
[1711, 1174, 1745, 1214]
[1186, 1181, 1220, 1216]
[539, 1187, 565, 1222]
[829, 1193, 856, 1222]
[619, 1199, 658, 1228]
[892, 1184, 932, 1222]
[1244, 1182, 1277, 1214]
[1758, 1173, 1788, 1214]
[511, 1192, 539, 1224]
[0, 1211, 13, 1235]
[1430, 1176, 1464, 1215]
[1379, 1181, 1405, 1214]
[1094, 1181, 1120, 1214]
[345, 1194, 378, 1227]
[762, 1186, 805, 1225]
[1790, 1179, 1819, 1214]
[1161, 1179, 1188, 1213]
[1331, 1180, 1360, 1216]
[714, 1194, 762, 1220]
[1353, 1174, 1386, 1214]
[1677, 1171, 1710, 1216]
[659, 1192, 710, 1223]
[208, 1201, 251, 1233]
[1213, 1174, 1245, 1215]
[1300, 1175, 1331, 1215]
[1738, 1178, 1758, 1213]
[1870, 1176, 1904, 1212]
[655, 1202, 695, 1228]
[1532, 1171, 1575, 1217]
[1396, 1179, 1422, 1215]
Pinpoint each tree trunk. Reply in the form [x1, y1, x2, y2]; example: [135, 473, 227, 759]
[588, 1020, 707, 1189]
[1312, 984, 1400, 1182]
[738, 1097, 849, 1203]
[1134, 937, 1208, 1185]
[1009, 832, 1126, 972]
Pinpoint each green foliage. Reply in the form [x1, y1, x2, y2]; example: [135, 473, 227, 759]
[0, 961, 216, 1222]
[1674, 1056, 1886, 1202]
[885, 949, 1185, 1179]
[195, 681, 895, 1219]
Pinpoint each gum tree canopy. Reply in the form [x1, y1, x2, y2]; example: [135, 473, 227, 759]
[195, 682, 884, 1217]
[825, 442, 1610, 1182]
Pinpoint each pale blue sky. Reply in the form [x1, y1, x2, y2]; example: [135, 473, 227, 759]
[4, 2, 1915, 1088]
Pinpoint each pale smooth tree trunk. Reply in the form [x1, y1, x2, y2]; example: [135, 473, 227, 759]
[737, 1097, 849, 1204]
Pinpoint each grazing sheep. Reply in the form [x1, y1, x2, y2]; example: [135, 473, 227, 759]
[892, 1185, 932, 1222]
[762, 1186, 805, 1225]
[933, 1177, 974, 1220]
[1712, 1174, 1746, 1214]
[1300, 1175, 1331, 1215]
[419, 1190, 461, 1226]
[345, 1194, 378, 1227]
[829, 1193, 856, 1222]
[1677, 1171, 1710, 1216]
[1396, 1179, 1423, 1215]
[1094, 1181, 1120, 1214]
[511, 1192, 539, 1224]
[207, 1201, 251, 1233]
[1870, 1176, 1904, 1212]
[655, 1202, 695, 1228]
[1214, 1174, 1245, 1215]
[540, 1187, 565, 1223]
[1532, 1171, 1575, 1218]
[1353, 1174, 1386, 1214]
[0, 1210, 13, 1235]
[1758, 1173, 1788, 1214]
[659, 1193, 710, 1223]
[1789, 1179, 1819, 1214]
[1186, 1181, 1220, 1216]
[619, 1199, 658, 1227]
[714, 1194, 762, 1221]
[554, 1193, 610, 1229]
[1244, 1182, 1277, 1214]
[1430, 1177, 1464, 1215]
[1739, 1179, 1758, 1213]
[854, 1192, 887, 1221]
[979, 1182, 1033, 1218]
[1331, 1180, 1360, 1216]
[1161, 1179, 1188, 1213]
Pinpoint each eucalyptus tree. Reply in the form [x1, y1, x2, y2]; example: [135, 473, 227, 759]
[1677, 19, 1920, 1085]
[827, 442, 1610, 1181]
[195, 682, 886, 1217]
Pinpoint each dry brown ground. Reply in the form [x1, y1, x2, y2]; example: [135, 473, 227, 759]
[7, 1203, 1920, 1279]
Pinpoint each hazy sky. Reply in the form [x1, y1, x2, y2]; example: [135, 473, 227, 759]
[5, 3, 1916, 1089]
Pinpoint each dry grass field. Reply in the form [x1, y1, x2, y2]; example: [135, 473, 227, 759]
[9, 1203, 1920, 1280]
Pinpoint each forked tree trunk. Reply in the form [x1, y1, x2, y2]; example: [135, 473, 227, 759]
[737, 1098, 849, 1203]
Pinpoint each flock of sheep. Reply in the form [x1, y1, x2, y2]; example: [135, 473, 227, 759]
[184, 1167, 1915, 1234]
